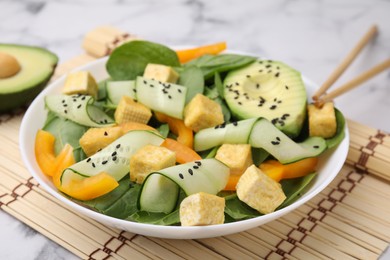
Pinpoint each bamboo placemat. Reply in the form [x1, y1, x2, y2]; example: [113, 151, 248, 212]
[1, 26, 389, 260]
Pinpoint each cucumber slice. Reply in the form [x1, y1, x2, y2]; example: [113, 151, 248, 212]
[136, 76, 187, 119]
[194, 118, 327, 164]
[194, 118, 257, 151]
[61, 130, 164, 186]
[106, 80, 136, 105]
[139, 159, 229, 213]
[45, 94, 114, 127]
[249, 119, 327, 164]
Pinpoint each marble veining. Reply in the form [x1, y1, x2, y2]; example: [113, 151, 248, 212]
[0, 0, 389, 259]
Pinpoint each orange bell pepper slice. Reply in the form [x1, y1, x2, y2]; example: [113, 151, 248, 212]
[259, 157, 318, 182]
[176, 42, 227, 63]
[161, 138, 201, 164]
[59, 172, 119, 201]
[52, 144, 75, 188]
[154, 112, 194, 148]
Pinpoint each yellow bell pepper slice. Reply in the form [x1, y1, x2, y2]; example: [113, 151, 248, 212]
[176, 42, 227, 63]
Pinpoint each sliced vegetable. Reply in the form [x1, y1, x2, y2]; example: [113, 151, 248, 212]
[60, 172, 119, 201]
[106, 80, 136, 105]
[178, 65, 204, 103]
[160, 138, 201, 164]
[61, 130, 165, 187]
[176, 42, 227, 63]
[259, 157, 318, 182]
[139, 158, 229, 213]
[155, 112, 194, 148]
[45, 94, 114, 128]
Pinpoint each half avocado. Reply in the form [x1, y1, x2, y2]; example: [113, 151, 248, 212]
[0, 44, 58, 112]
[223, 60, 307, 137]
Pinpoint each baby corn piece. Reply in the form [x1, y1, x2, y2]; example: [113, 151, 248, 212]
[62, 71, 98, 98]
[114, 96, 152, 124]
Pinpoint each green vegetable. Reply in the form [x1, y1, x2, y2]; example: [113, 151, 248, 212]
[224, 194, 262, 220]
[326, 109, 346, 149]
[178, 65, 204, 103]
[106, 40, 180, 80]
[184, 54, 257, 79]
[43, 114, 88, 161]
[127, 210, 180, 226]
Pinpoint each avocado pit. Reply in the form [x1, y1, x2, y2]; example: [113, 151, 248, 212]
[0, 52, 21, 79]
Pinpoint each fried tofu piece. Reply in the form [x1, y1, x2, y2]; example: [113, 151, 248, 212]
[62, 71, 98, 98]
[307, 102, 337, 138]
[143, 63, 179, 83]
[236, 165, 286, 214]
[79, 126, 123, 156]
[215, 144, 253, 175]
[114, 96, 152, 125]
[184, 94, 224, 132]
[129, 144, 176, 184]
[180, 192, 225, 226]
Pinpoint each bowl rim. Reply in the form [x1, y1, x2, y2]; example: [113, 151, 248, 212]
[19, 51, 349, 239]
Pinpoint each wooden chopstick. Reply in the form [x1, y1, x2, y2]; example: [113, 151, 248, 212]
[312, 25, 378, 101]
[316, 59, 390, 105]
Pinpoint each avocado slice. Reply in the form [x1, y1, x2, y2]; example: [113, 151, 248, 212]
[0, 44, 58, 112]
[223, 60, 307, 137]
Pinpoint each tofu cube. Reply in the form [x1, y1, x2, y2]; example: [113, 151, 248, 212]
[308, 102, 337, 138]
[180, 192, 225, 226]
[114, 96, 152, 125]
[184, 94, 224, 132]
[79, 126, 123, 156]
[129, 145, 176, 184]
[62, 71, 98, 98]
[215, 144, 253, 175]
[236, 165, 286, 214]
[143, 63, 179, 83]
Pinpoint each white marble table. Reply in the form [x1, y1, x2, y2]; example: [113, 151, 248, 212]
[1, 0, 389, 259]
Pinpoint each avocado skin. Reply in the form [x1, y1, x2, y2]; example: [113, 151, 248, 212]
[0, 44, 58, 112]
[0, 70, 55, 112]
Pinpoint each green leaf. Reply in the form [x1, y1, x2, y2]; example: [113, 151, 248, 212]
[278, 172, 317, 208]
[213, 97, 231, 122]
[214, 72, 224, 98]
[251, 147, 269, 165]
[178, 65, 204, 103]
[224, 194, 262, 220]
[157, 124, 170, 138]
[103, 183, 141, 219]
[127, 210, 180, 225]
[43, 116, 88, 161]
[185, 54, 257, 79]
[106, 40, 180, 80]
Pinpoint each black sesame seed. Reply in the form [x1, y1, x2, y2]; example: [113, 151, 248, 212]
[143, 80, 147, 84]
[104, 119, 108, 123]
[271, 118, 278, 124]
[268, 60, 273, 63]
[62, 100, 65, 103]
[179, 173, 184, 179]
[193, 165, 199, 169]
[276, 137, 281, 141]
[270, 105, 277, 110]
[233, 121, 238, 126]
[92, 162, 96, 168]
[275, 72, 280, 77]
[150, 84, 154, 88]
[274, 98, 277, 102]
[285, 85, 289, 90]
[188, 169, 193, 175]
[63, 104, 68, 107]
[112, 151, 117, 156]
[265, 64, 272, 68]
[178, 89, 182, 93]
[77, 104, 82, 109]
[214, 125, 219, 129]
[271, 141, 280, 145]
[168, 95, 172, 99]
[112, 156, 117, 161]
[259, 61, 263, 64]
[104, 131, 108, 136]
[234, 96, 239, 100]
[313, 145, 320, 149]
[133, 89, 137, 93]
[81, 96, 86, 100]
[259, 69, 263, 73]
[64, 110, 68, 114]
[102, 160, 108, 165]
[87, 158, 91, 162]
[238, 102, 242, 105]
[116, 144, 121, 149]
[235, 82, 239, 86]
[97, 148, 102, 152]
[246, 75, 251, 78]
[73, 99, 77, 102]
[195, 161, 202, 166]
[256, 83, 260, 89]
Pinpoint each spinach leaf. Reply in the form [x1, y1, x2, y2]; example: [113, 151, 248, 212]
[185, 54, 257, 79]
[214, 97, 231, 122]
[157, 123, 170, 138]
[278, 172, 317, 208]
[103, 183, 141, 219]
[204, 86, 219, 100]
[326, 109, 346, 149]
[251, 147, 269, 165]
[178, 65, 204, 103]
[224, 194, 262, 220]
[214, 72, 224, 98]
[106, 40, 180, 80]
[43, 116, 88, 161]
[127, 210, 180, 226]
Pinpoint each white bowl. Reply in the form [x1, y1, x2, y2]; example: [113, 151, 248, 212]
[19, 54, 349, 239]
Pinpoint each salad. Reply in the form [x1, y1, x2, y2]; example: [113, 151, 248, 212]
[34, 41, 345, 226]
